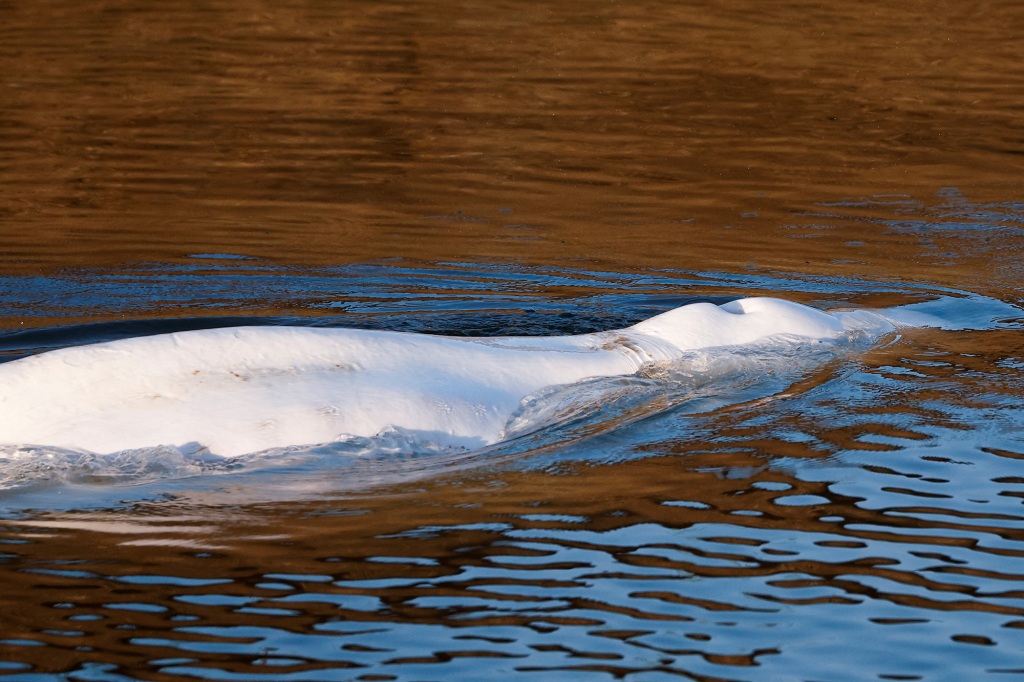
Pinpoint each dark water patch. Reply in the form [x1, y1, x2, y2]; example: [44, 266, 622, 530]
[0, 259, 971, 338]
[0, 316, 285, 361]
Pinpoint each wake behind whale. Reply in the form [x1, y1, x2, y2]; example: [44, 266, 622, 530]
[0, 297, 910, 460]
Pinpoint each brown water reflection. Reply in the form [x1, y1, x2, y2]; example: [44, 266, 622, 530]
[2, 0, 1024, 283]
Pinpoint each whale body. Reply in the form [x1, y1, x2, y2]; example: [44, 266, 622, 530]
[0, 298, 894, 457]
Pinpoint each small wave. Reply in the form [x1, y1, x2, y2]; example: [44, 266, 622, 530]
[0, 444, 215, 491]
[501, 334, 865, 465]
[0, 426, 470, 494]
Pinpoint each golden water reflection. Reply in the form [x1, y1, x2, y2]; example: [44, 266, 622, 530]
[2, 1, 1023, 286]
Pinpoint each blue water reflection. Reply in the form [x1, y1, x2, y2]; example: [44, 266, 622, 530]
[0, 248, 1022, 679]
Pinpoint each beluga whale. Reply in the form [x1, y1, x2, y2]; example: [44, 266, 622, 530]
[0, 298, 900, 458]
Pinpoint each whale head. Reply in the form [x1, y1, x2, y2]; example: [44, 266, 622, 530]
[628, 297, 846, 352]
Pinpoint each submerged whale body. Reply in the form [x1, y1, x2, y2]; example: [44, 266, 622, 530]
[0, 298, 897, 457]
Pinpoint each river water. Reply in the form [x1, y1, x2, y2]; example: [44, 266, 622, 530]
[2, 1, 1024, 680]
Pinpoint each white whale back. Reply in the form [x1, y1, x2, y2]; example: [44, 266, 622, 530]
[0, 297, 893, 457]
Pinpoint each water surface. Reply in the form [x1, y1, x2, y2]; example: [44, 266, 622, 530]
[2, 1, 1024, 680]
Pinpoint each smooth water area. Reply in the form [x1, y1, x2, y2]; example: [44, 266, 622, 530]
[2, 1, 1024, 680]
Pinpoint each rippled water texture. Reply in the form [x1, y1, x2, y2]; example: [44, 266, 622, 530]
[2, 1, 1024, 680]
